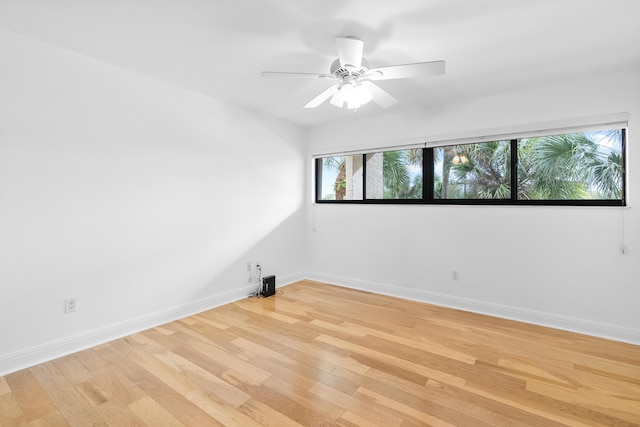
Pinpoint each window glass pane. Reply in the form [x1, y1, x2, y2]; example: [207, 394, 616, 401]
[517, 130, 623, 200]
[366, 149, 423, 199]
[317, 155, 363, 200]
[434, 141, 511, 199]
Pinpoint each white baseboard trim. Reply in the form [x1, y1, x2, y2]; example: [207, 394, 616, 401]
[305, 272, 640, 346]
[0, 272, 304, 376]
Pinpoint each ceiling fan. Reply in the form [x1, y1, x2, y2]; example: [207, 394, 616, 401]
[261, 36, 445, 110]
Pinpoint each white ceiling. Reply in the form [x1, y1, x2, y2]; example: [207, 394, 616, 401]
[1, 0, 639, 128]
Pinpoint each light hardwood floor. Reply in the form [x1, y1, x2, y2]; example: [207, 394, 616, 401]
[1, 280, 639, 426]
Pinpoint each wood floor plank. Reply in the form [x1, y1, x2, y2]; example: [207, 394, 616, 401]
[461, 380, 609, 427]
[225, 375, 337, 426]
[237, 398, 302, 427]
[102, 340, 220, 426]
[225, 322, 346, 375]
[27, 410, 69, 427]
[229, 331, 345, 389]
[308, 381, 404, 427]
[1, 280, 639, 426]
[84, 364, 146, 406]
[182, 388, 256, 427]
[0, 390, 28, 427]
[336, 410, 379, 427]
[93, 399, 147, 427]
[186, 337, 272, 382]
[72, 348, 110, 372]
[5, 369, 57, 422]
[526, 380, 640, 425]
[128, 396, 185, 427]
[317, 334, 467, 388]
[354, 386, 457, 427]
[74, 378, 112, 408]
[0, 376, 11, 395]
[153, 350, 253, 407]
[30, 363, 108, 427]
[361, 371, 498, 427]
[262, 375, 344, 424]
[52, 356, 94, 386]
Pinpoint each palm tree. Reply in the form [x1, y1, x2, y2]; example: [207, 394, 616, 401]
[382, 151, 410, 198]
[323, 157, 346, 200]
[440, 146, 456, 198]
[447, 141, 511, 199]
[590, 150, 623, 198]
[518, 130, 623, 200]
[382, 149, 423, 199]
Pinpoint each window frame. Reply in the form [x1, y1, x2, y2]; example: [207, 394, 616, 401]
[314, 128, 626, 207]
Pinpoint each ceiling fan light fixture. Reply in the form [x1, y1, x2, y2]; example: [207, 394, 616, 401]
[347, 98, 360, 110]
[354, 81, 373, 105]
[330, 81, 372, 110]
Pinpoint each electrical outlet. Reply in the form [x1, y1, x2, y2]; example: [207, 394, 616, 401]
[64, 298, 76, 314]
[451, 271, 459, 281]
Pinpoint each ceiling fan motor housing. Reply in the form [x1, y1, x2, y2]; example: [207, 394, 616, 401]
[330, 58, 369, 79]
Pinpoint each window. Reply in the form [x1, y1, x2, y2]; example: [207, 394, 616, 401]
[517, 129, 624, 201]
[435, 141, 511, 200]
[315, 126, 626, 206]
[366, 149, 423, 200]
[317, 155, 363, 201]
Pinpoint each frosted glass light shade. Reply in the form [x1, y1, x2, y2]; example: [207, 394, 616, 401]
[330, 81, 372, 110]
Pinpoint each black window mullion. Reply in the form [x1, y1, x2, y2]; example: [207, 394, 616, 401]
[510, 139, 518, 202]
[362, 153, 367, 200]
[621, 128, 627, 206]
[315, 158, 322, 203]
[424, 147, 434, 202]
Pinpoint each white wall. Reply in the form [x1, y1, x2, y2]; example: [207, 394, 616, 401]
[307, 68, 640, 344]
[0, 29, 307, 374]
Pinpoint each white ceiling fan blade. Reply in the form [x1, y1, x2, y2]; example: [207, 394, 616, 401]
[368, 60, 445, 80]
[303, 84, 340, 108]
[368, 83, 398, 108]
[335, 36, 363, 70]
[261, 71, 334, 79]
